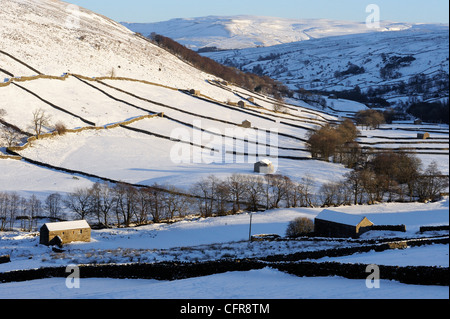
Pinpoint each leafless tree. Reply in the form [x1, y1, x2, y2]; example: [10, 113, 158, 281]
[286, 217, 314, 237]
[242, 175, 265, 211]
[64, 188, 92, 220]
[30, 108, 51, 138]
[148, 186, 166, 223]
[227, 174, 247, 213]
[90, 182, 115, 227]
[264, 174, 288, 209]
[113, 183, 137, 227]
[45, 193, 63, 220]
[1, 126, 21, 147]
[417, 161, 449, 202]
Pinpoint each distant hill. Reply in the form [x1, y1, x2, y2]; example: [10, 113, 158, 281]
[121, 15, 427, 50]
[202, 25, 449, 110]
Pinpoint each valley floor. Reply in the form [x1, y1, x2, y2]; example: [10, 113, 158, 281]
[1, 267, 448, 299]
[0, 199, 448, 299]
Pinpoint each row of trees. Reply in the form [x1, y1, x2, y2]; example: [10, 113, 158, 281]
[319, 153, 448, 207]
[354, 109, 386, 130]
[306, 119, 361, 167]
[407, 100, 449, 124]
[0, 192, 47, 231]
[0, 173, 320, 230]
[1, 154, 446, 231]
[191, 174, 316, 217]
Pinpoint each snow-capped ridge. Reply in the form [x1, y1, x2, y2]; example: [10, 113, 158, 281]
[121, 15, 441, 50]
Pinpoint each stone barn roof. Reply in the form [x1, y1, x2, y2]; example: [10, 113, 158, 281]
[315, 210, 372, 227]
[43, 220, 90, 232]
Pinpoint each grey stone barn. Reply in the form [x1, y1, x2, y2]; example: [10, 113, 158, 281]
[40, 220, 91, 246]
[254, 159, 275, 174]
[314, 210, 374, 238]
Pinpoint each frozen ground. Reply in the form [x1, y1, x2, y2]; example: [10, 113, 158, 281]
[0, 0, 448, 300]
[1, 268, 448, 299]
[1, 198, 448, 274]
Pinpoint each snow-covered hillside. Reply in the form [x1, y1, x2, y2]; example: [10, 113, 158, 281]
[0, 0, 225, 93]
[204, 26, 449, 107]
[0, 0, 448, 300]
[121, 15, 424, 51]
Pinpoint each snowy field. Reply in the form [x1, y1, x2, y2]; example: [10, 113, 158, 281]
[0, 0, 448, 301]
[1, 268, 448, 299]
[1, 198, 448, 272]
[1, 198, 448, 299]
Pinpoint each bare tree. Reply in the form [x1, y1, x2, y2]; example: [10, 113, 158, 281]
[192, 176, 217, 217]
[1, 126, 21, 147]
[242, 175, 265, 211]
[0, 192, 9, 231]
[27, 195, 41, 231]
[30, 108, 51, 138]
[113, 183, 137, 227]
[45, 193, 63, 220]
[135, 187, 152, 225]
[264, 174, 288, 209]
[90, 182, 115, 227]
[148, 186, 165, 223]
[417, 161, 449, 202]
[227, 174, 247, 213]
[286, 217, 314, 237]
[65, 188, 92, 220]
[163, 186, 191, 220]
[299, 175, 317, 208]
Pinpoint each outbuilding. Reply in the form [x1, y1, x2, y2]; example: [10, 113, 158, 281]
[190, 89, 200, 96]
[314, 210, 374, 238]
[239, 120, 252, 128]
[254, 159, 275, 174]
[40, 220, 91, 246]
[238, 100, 246, 108]
[417, 132, 430, 140]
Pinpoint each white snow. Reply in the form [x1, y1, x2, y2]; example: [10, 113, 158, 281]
[121, 16, 430, 50]
[43, 220, 90, 232]
[0, 0, 448, 300]
[0, 268, 447, 299]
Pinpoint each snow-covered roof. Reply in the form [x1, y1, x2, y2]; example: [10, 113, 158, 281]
[315, 210, 371, 226]
[257, 159, 273, 165]
[43, 220, 90, 232]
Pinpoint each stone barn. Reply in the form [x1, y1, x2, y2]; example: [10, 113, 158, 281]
[314, 210, 374, 238]
[189, 89, 200, 96]
[239, 120, 252, 128]
[417, 132, 430, 140]
[238, 100, 246, 108]
[254, 159, 275, 174]
[40, 220, 91, 246]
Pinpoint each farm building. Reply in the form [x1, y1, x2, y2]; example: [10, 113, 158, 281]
[189, 89, 200, 96]
[238, 100, 246, 108]
[314, 210, 374, 238]
[239, 120, 252, 128]
[417, 132, 430, 140]
[254, 159, 275, 174]
[40, 220, 91, 246]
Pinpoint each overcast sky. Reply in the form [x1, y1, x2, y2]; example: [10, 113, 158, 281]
[66, 0, 449, 24]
